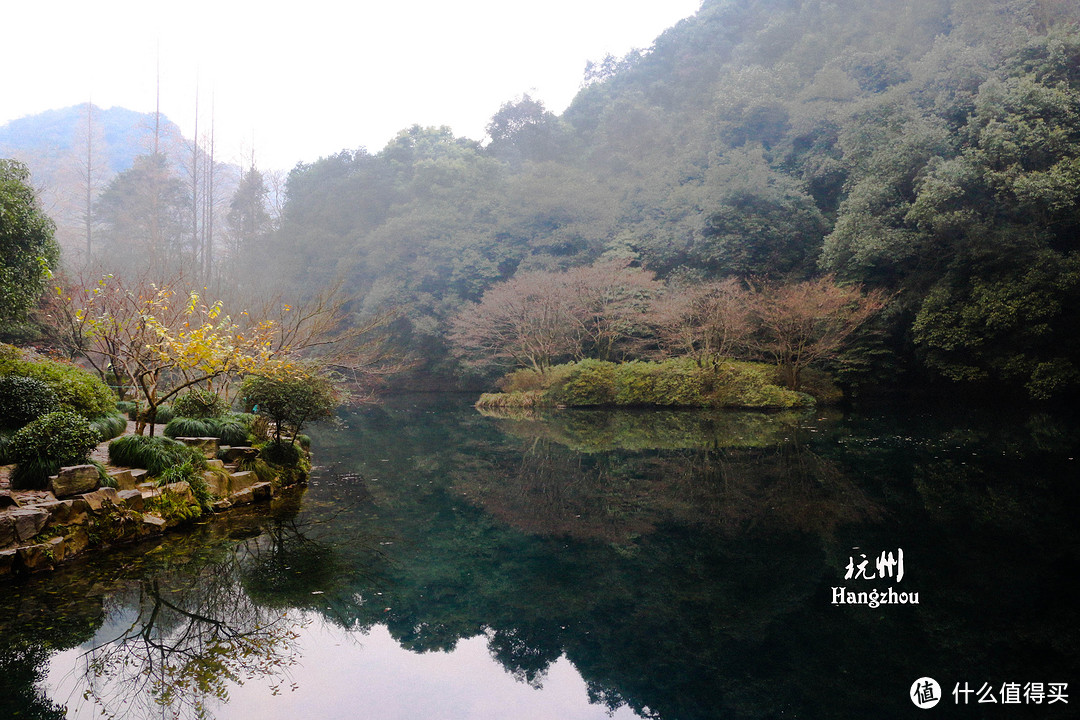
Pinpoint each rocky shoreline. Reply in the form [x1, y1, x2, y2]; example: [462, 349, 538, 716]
[0, 433, 304, 577]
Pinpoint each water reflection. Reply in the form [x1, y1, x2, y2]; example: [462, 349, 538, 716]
[0, 397, 1077, 719]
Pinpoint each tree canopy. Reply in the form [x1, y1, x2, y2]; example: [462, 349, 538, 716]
[0, 159, 59, 329]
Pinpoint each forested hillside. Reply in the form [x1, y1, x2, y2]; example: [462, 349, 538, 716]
[10, 0, 1080, 399]
[242, 0, 1080, 399]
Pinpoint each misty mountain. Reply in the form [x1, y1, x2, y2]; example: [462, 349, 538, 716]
[0, 104, 238, 257]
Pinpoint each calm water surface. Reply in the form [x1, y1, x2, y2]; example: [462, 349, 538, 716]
[2, 394, 1078, 719]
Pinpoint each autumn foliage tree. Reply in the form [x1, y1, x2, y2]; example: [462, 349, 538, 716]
[746, 276, 887, 390]
[651, 278, 753, 366]
[449, 260, 661, 373]
[56, 274, 280, 434]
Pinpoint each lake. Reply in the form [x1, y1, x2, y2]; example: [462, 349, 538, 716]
[2, 394, 1078, 719]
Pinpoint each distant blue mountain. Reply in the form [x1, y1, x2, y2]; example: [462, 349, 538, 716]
[0, 104, 182, 175]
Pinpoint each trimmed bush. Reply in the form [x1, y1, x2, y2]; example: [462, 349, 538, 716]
[108, 434, 206, 476]
[0, 375, 59, 430]
[0, 350, 116, 418]
[8, 411, 101, 489]
[172, 389, 228, 419]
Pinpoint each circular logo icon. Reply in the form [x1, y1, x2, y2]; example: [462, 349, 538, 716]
[911, 677, 942, 709]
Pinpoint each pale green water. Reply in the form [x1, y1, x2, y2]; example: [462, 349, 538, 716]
[2, 394, 1078, 719]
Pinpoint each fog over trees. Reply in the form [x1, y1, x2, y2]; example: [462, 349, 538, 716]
[5, 0, 1080, 399]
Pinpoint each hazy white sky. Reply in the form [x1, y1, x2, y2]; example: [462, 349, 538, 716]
[3, 1, 700, 169]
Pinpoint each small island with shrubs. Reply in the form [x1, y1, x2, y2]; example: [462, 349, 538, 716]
[0, 344, 336, 577]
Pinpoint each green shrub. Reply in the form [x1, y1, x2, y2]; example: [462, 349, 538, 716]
[0, 432, 11, 464]
[295, 433, 311, 450]
[8, 411, 101, 489]
[241, 369, 338, 442]
[108, 434, 206, 476]
[0, 376, 59, 430]
[496, 368, 547, 393]
[89, 412, 128, 442]
[172, 389, 228, 419]
[548, 360, 619, 406]
[156, 459, 213, 511]
[0, 353, 116, 418]
[116, 400, 138, 416]
[260, 439, 301, 467]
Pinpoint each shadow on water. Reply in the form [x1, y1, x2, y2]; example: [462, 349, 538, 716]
[1, 395, 1078, 719]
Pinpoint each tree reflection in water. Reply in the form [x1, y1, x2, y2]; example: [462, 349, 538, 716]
[461, 407, 881, 544]
[57, 499, 384, 720]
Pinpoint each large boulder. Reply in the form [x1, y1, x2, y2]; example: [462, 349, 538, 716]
[9, 508, 50, 542]
[227, 471, 258, 494]
[118, 489, 144, 511]
[176, 437, 220, 459]
[78, 487, 121, 513]
[107, 469, 137, 491]
[50, 465, 100, 498]
[17, 542, 55, 573]
[219, 446, 258, 463]
[0, 515, 16, 548]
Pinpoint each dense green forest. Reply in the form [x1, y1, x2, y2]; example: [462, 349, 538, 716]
[6, 0, 1080, 401]
[234, 0, 1079, 400]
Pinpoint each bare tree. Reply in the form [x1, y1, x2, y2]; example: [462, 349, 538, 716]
[563, 258, 663, 361]
[746, 276, 887, 390]
[450, 270, 579, 374]
[651, 278, 754, 366]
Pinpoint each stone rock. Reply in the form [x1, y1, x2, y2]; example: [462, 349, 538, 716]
[160, 481, 195, 504]
[0, 515, 16, 548]
[17, 543, 54, 573]
[230, 487, 255, 506]
[251, 482, 273, 501]
[46, 536, 66, 563]
[0, 548, 16, 575]
[118, 489, 144, 511]
[176, 437, 220, 458]
[65, 527, 90, 556]
[9, 508, 50, 543]
[50, 464, 101, 498]
[212, 499, 232, 511]
[107, 469, 137, 491]
[0, 491, 18, 508]
[219, 446, 258, 463]
[129, 469, 149, 484]
[35, 500, 75, 524]
[79, 487, 121, 513]
[228, 471, 258, 494]
[206, 459, 225, 470]
[203, 471, 229, 499]
[142, 515, 167, 533]
[67, 498, 91, 523]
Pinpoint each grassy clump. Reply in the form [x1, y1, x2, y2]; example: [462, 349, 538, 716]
[89, 412, 128, 442]
[163, 413, 253, 445]
[108, 434, 207, 476]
